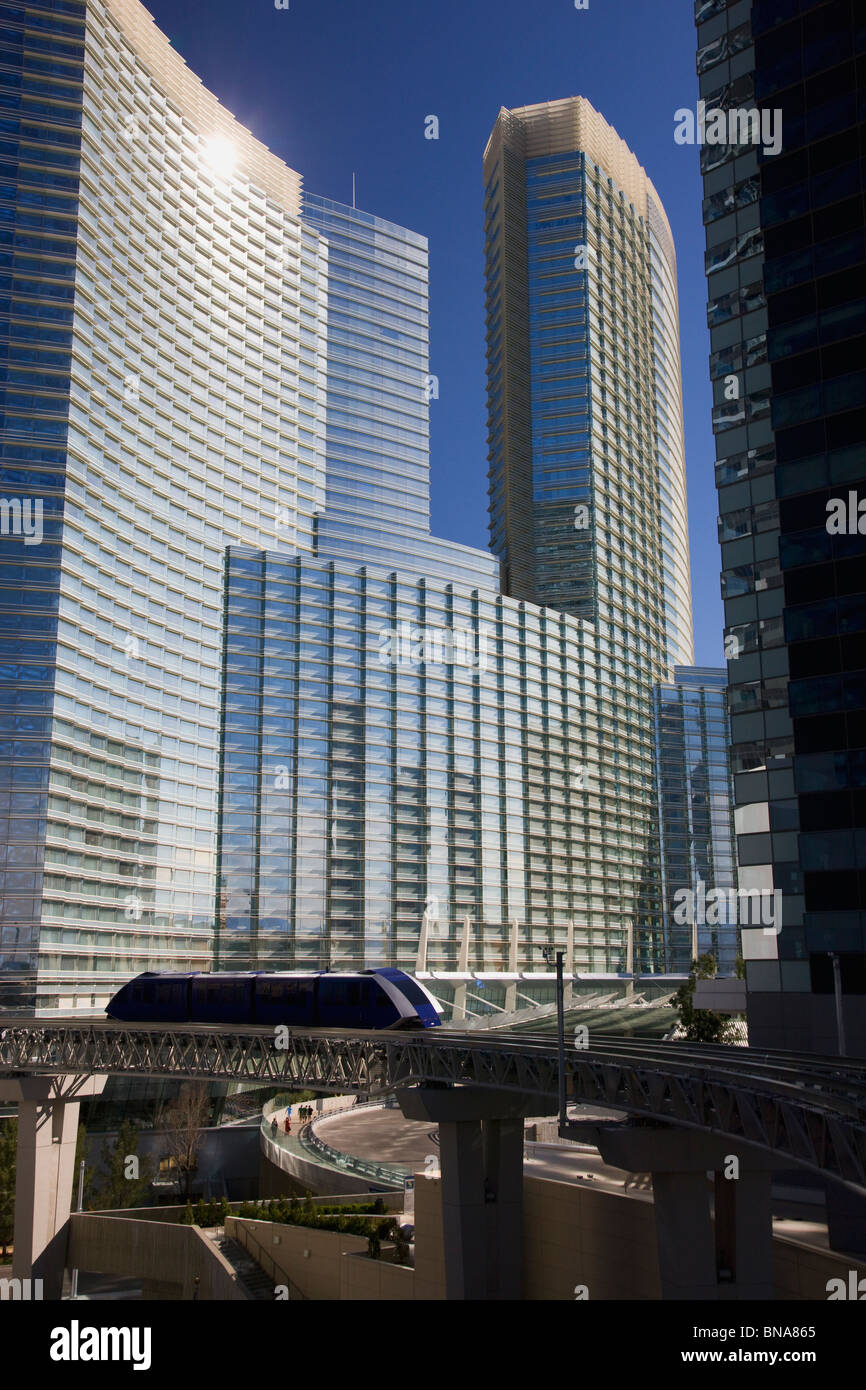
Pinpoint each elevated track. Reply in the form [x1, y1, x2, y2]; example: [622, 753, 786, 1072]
[2, 1017, 865, 1190]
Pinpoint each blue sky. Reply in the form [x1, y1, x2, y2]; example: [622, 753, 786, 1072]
[146, 0, 723, 665]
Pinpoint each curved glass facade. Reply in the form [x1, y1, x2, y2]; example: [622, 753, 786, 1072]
[218, 547, 663, 975]
[0, 0, 332, 1010]
[484, 97, 693, 669]
[0, 0, 85, 1012]
[0, 0, 496, 1011]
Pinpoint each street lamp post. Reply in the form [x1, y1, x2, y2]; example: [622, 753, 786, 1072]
[542, 947, 567, 1129]
[69, 1158, 85, 1300]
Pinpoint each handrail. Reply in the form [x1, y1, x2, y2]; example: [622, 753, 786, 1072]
[227, 1219, 309, 1300]
[301, 1125, 410, 1187]
[261, 1100, 409, 1187]
[262, 1097, 374, 1146]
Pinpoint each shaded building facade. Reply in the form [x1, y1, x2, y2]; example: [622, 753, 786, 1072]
[697, 0, 866, 1052]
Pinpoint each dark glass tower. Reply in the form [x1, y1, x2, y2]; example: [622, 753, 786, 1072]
[697, 0, 866, 1054]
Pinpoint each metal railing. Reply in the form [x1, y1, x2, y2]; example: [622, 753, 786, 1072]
[226, 1220, 308, 1300]
[301, 1119, 409, 1188]
[3, 1020, 866, 1190]
[261, 1099, 409, 1188]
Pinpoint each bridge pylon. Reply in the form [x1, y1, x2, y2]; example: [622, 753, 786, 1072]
[576, 1121, 787, 1299]
[397, 1086, 550, 1300]
[0, 1074, 107, 1299]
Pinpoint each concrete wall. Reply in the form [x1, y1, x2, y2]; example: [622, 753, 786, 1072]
[341, 1252, 415, 1301]
[69, 1179, 866, 1302]
[227, 1216, 367, 1301]
[524, 1174, 661, 1299]
[412, 1175, 446, 1299]
[411, 1172, 659, 1299]
[412, 1173, 866, 1301]
[774, 1234, 866, 1300]
[67, 1214, 249, 1300]
[228, 1215, 416, 1301]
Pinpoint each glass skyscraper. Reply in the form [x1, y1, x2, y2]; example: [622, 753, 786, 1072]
[0, 0, 336, 1011]
[697, 0, 866, 1054]
[484, 97, 693, 664]
[216, 98, 727, 985]
[219, 550, 604, 976]
[482, 98, 697, 973]
[0, 0, 500, 1013]
[0, 0, 735, 1012]
[654, 666, 739, 973]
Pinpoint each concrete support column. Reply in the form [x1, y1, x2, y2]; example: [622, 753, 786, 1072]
[652, 1170, 716, 1299]
[13, 1097, 79, 1299]
[483, 1116, 524, 1299]
[0, 1074, 107, 1300]
[730, 1168, 774, 1298]
[581, 1122, 781, 1301]
[398, 1086, 547, 1301]
[436, 1117, 486, 1300]
[826, 1182, 866, 1259]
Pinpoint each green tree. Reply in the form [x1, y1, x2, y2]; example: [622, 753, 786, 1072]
[0, 1117, 16, 1257]
[672, 953, 734, 1044]
[89, 1121, 153, 1210]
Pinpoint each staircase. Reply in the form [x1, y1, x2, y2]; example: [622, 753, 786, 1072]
[205, 1229, 276, 1300]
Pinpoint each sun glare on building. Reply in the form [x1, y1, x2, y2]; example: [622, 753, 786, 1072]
[202, 135, 237, 179]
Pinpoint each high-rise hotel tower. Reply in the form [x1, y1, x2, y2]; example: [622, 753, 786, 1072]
[484, 98, 693, 662]
[0, 0, 336, 1010]
[483, 99, 696, 968]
